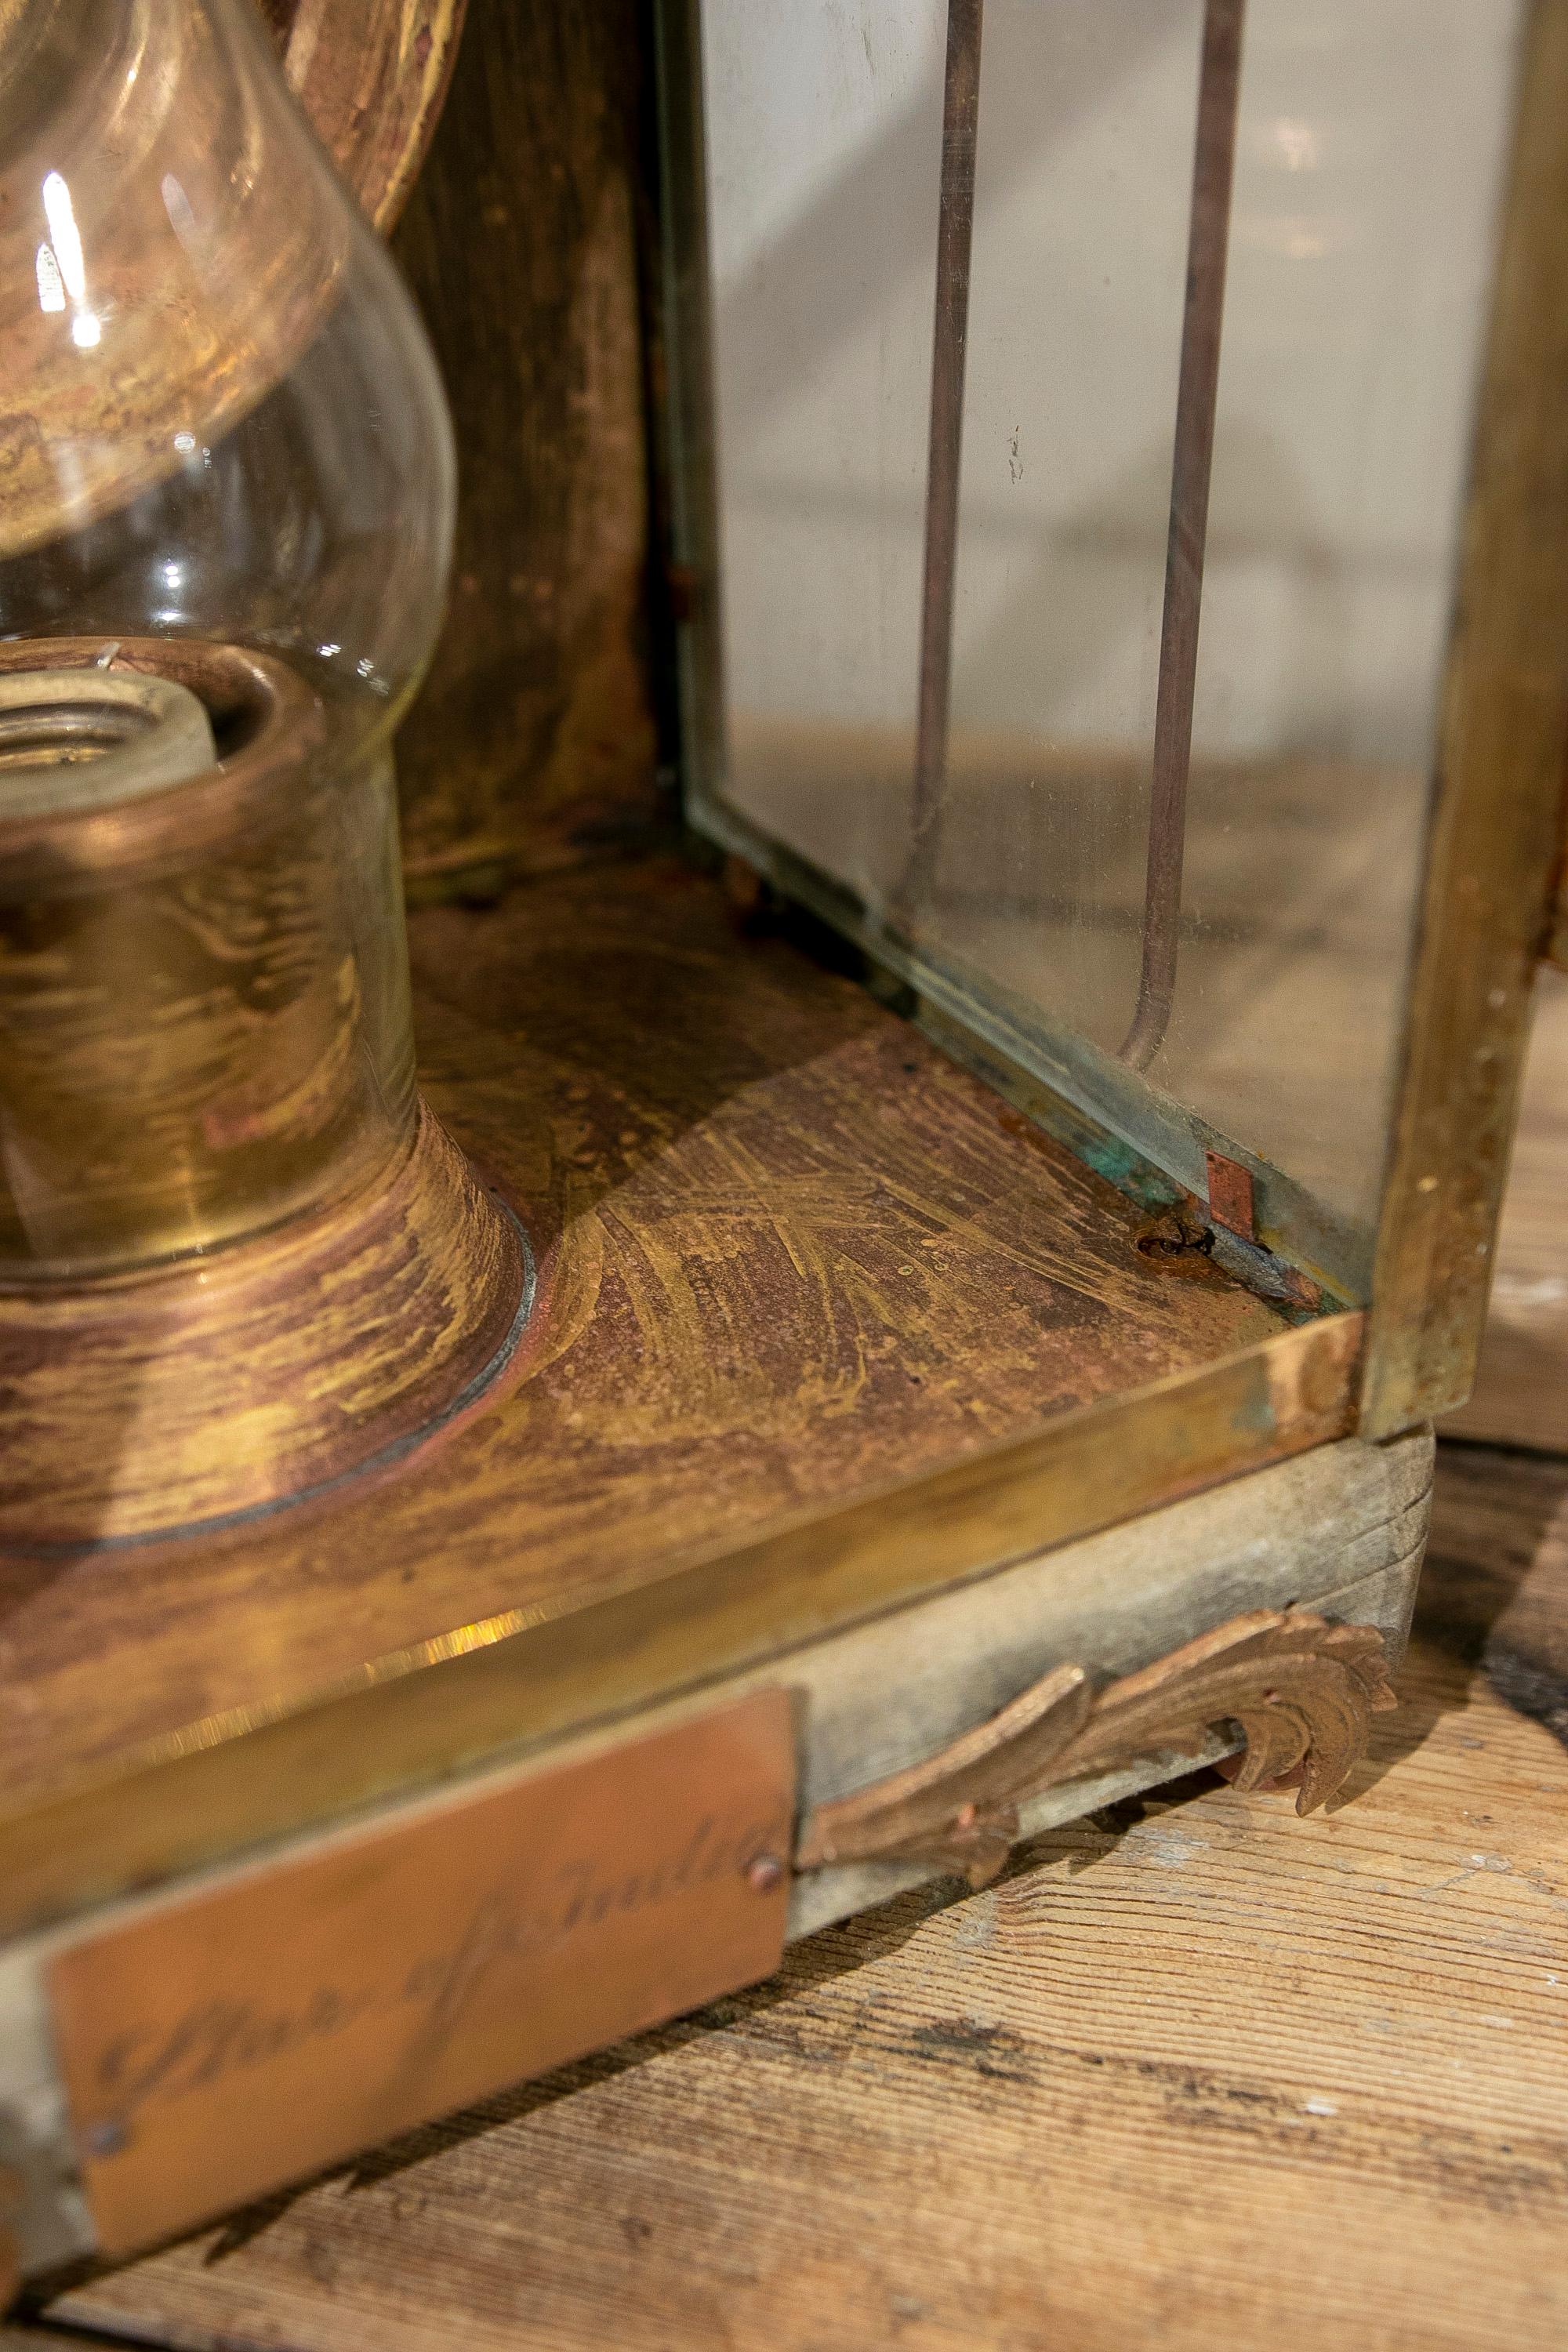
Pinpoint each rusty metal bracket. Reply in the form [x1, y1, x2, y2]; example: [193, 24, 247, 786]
[1205, 1148, 1257, 1240]
[795, 1609, 1396, 1891]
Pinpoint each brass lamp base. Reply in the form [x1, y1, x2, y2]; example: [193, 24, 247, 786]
[0, 1105, 532, 1551]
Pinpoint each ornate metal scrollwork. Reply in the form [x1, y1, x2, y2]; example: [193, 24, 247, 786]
[795, 1610, 1397, 1890]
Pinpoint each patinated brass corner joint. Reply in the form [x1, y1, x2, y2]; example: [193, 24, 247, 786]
[796, 1610, 1398, 1891]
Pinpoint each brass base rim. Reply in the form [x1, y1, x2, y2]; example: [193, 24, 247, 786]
[0, 1105, 535, 1553]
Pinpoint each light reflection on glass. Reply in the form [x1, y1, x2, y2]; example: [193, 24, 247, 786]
[42, 169, 100, 349]
[34, 245, 64, 313]
[41, 172, 84, 298]
[695, 0, 1526, 1248]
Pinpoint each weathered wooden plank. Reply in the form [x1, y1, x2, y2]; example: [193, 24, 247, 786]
[1425, 1441, 1568, 1748]
[38, 1449, 1568, 2352]
[1, 2332, 122, 2348]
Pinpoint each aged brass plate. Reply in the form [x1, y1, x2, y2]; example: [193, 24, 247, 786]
[49, 1693, 794, 2258]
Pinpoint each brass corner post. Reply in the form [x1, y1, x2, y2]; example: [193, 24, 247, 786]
[1361, 0, 1568, 1436]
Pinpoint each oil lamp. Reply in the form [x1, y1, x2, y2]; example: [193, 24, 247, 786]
[0, 0, 531, 1547]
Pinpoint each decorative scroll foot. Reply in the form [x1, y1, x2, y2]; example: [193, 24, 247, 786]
[795, 1609, 1397, 1891]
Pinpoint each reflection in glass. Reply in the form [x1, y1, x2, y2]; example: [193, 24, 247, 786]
[0, 0, 454, 1279]
[693, 0, 1525, 1258]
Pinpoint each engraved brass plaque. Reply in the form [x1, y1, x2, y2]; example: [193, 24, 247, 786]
[49, 1693, 794, 2256]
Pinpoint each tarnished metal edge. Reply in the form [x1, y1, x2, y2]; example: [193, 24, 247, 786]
[649, 0, 727, 823]
[899, 0, 984, 915]
[0, 1315, 1359, 1945]
[1362, 0, 1568, 1435]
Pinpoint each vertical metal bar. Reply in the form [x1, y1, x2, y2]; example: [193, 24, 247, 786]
[1120, 0, 1246, 1069]
[899, 0, 984, 921]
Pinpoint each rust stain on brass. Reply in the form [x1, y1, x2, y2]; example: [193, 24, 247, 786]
[49, 1693, 794, 2258]
[1204, 1149, 1257, 1241]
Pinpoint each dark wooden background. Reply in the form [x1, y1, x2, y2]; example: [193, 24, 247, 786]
[390, 0, 663, 894]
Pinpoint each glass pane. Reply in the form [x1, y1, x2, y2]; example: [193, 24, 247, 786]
[690, 0, 1526, 1282]
[937, 0, 1203, 1062]
[1169, 0, 1523, 1234]
[702, 0, 943, 906]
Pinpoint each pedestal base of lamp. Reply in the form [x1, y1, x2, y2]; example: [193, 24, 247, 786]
[0, 1105, 533, 1551]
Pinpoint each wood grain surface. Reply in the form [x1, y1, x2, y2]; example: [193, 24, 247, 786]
[1446, 964, 1568, 1451]
[0, 859, 1289, 1821]
[27, 1440, 1568, 2352]
[389, 0, 661, 888]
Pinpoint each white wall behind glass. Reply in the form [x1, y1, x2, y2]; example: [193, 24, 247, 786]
[699, 0, 1523, 1241]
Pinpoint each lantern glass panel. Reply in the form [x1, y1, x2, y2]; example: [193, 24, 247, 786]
[682, 0, 1527, 1287]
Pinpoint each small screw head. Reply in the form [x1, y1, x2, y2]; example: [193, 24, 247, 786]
[744, 1853, 784, 1894]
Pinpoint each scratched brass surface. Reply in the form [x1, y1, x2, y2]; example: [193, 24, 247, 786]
[0, 1103, 529, 1546]
[0, 1313, 1359, 1942]
[48, 1690, 793, 2258]
[0, 858, 1358, 1937]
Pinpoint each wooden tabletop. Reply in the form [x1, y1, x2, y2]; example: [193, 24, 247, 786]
[13, 980, 1568, 2352]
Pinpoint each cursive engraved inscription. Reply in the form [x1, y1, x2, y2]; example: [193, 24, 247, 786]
[49, 1693, 795, 2257]
[89, 1813, 783, 2130]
